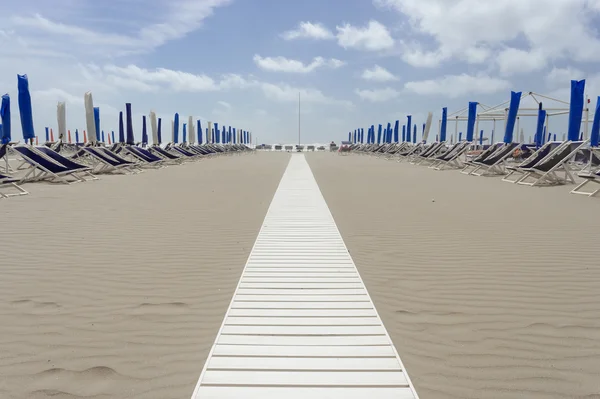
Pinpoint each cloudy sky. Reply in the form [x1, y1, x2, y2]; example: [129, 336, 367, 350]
[1, 0, 600, 144]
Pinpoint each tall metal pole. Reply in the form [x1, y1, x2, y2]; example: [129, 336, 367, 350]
[298, 92, 301, 145]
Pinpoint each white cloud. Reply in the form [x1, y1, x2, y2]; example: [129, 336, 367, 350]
[253, 55, 346, 73]
[361, 65, 398, 82]
[375, 0, 600, 70]
[260, 82, 352, 107]
[8, 0, 233, 56]
[496, 48, 546, 76]
[545, 66, 585, 88]
[336, 20, 394, 51]
[355, 87, 400, 102]
[404, 73, 511, 98]
[281, 21, 334, 40]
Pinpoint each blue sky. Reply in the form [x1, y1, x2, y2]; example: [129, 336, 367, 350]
[1, 0, 600, 144]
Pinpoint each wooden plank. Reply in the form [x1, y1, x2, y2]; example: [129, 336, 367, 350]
[234, 295, 370, 302]
[224, 317, 380, 326]
[227, 308, 378, 317]
[236, 289, 367, 296]
[207, 356, 402, 371]
[239, 283, 364, 289]
[211, 344, 396, 357]
[217, 335, 391, 346]
[221, 325, 386, 335]
[193, 387, 415, 399]
[241, 277, 361, 283]
[231, 301, 374, 309]
[201, 370, 408, 386]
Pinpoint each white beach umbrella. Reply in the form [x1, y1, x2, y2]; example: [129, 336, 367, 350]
[188, 116, 195, 145]
[57, 101, 66, 142]
[207, 121, 212, 143]
[149, 111, 158, 145]
[171, 120, 174, 143]
[422, 112, 433, 142]
[84, 92, 97, 144]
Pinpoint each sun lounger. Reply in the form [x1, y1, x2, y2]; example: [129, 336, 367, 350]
[460, 142, 505, 174]
[170, 146, 200, 158]
[11, 146, 95, 184]
[411, 142, 446, 165]
[0, 172, 29, 198]
[570, 168, 600, 197]
[501, 141, 565, 183]
[396, 142, 425, 162]
[119, 146, 165, 167]
[467, 142, 521, 176]
[517, 141, 587, 186]
[78, 146, 140, 174]
[149, 146, 185, 163]
[34, 146, 97, 181]
[430, 141, 473, 170]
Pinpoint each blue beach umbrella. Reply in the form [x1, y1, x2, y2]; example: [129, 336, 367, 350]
[402, 125, 406, 142]
[553, 133, 556, 141]
[111, 131, 115, 144]
[198, 120, 202, 143]
[222, 126, 226, 143]
[377, 124, 382, 144]
[101, 130, 105, 142]
[479, 129, 484, 145]
[93, 107, 100, 141]
[125, 103, 134, 145]
[459, 132, 463, 141]
[406, 116, 412, 142]
[535, 109, 546, 148]
[183, 123, 187, 142]
[504, 91, 521, 143]
[413, 125, 417, 143]
[567, 80, 585, 141]
[45, 127, 49, 142]
[466, 102, 477, 142]
[157, 118, 163, 144]
[214, 122, 219, 143]
[386, 123, 391, 143]
[174, 113, 180, 143]
[142, 115, 148, 144]
[119, 111, 125, 143]
[590, 96, 600, 147]
[17, 74, 35, 142]
[440, 107, 447, 142]
[0, 94, 11, 144]
[75, 129, 79, 143]
[394, 121, 399, 142]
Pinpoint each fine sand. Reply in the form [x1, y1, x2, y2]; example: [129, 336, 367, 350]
[306, 152, 600, 399]
[0, 152, 290, 399]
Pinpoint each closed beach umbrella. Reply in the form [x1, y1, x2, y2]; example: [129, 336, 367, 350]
[17, 74, 36, 143]
[125, 103, 134, 145]
[423, 112, 433, 142]
[567, 80, 585, 141]
[466, 102, 477, 142]
[504, 91, 521, 143]
[57, 102, 66, 142]
[118, 111, 125, 143]
[93, 107, 100, 141]
[188, 116, 195, 145]
[142, 115, 148, 144]
[590, 96, 600, 147]
[173, 113, 179, 143]
[1, 94, 11, 144]
[150, 111, 158, 144]
[406, 116, 412, 142]
[157, 118, 162, 145]
[84, 92, 97, 144]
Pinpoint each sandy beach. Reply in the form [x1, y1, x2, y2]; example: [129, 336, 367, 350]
[0, 152, 290, 399]
[306, 152, 600, 399]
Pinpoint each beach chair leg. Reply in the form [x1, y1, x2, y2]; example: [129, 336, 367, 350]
[570, 179, 600, 197]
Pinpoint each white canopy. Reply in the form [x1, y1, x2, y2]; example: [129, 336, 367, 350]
[57, 102, 66, 141]
[84, 92, 96, 144]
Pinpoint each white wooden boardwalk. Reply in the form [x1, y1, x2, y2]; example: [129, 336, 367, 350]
[191, 154, 419, 399]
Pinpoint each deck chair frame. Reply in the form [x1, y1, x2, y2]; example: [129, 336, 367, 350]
[517, 141, 588, 187]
